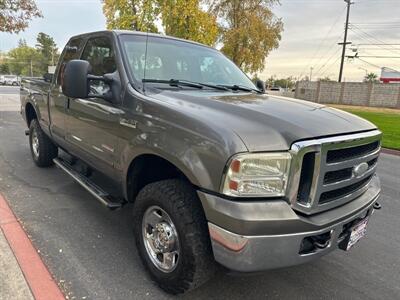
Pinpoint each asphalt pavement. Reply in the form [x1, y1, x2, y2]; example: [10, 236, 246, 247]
[0, 86, 399, 299]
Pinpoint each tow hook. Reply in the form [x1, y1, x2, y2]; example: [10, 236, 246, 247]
[313, 239, 330, 249]
[373, 202, 382, 210]
[311, 231, 332, 250]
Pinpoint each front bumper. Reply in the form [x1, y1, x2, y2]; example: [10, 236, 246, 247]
[198, 175, 380, 272]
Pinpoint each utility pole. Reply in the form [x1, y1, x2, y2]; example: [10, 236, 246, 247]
[310, 67, 313, 81]
[338, 0, 353, 83]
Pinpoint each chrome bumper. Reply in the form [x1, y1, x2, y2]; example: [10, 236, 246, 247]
[198, 175, 380, 272]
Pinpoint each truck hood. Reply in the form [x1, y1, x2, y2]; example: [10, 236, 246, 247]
[148, 90, 377, 151]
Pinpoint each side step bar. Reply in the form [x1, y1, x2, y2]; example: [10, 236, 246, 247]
[53, 158, 125, 210]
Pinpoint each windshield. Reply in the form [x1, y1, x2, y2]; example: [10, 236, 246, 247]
[119, 34, 256, 90]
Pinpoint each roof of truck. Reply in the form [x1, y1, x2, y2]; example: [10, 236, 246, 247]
[69, 30, 214, 50]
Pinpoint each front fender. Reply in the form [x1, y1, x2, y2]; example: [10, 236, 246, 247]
[119, 87, 248, 199]
[120, 126, 246, 198]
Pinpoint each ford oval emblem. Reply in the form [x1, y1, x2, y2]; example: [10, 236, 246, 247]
[353, 162, 369, 178]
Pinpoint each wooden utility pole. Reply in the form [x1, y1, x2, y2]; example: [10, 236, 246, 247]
[338, 0, 353, 83]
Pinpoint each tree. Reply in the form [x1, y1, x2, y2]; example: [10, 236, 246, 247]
[102, 0, 218, 46]
[319, 76, 333, 82]
[209, 0, 283, 73]
[274, 77, 295, 89]
[0, 0, 42, 33]
[160, 0, 218, 46]
[0, 63, 10, 74]
[36, 32, 58, 65]
[265, 75, 275, 88]
[102, 0, 160, 32]
[7, 40, 42, 76]
[364, 72, 379, 83]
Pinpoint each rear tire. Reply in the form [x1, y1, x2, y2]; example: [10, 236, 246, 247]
[133, 179, 215, 294]
[29, 119, 58, 167]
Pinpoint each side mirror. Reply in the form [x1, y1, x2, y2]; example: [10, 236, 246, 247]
[62, 60, 90, 98]
[255, 79, 265, 93]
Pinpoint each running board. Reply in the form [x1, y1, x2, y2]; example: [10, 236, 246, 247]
[53, 158, 124, 210]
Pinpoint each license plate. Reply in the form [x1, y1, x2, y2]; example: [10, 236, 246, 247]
[346, 218, 369, 250]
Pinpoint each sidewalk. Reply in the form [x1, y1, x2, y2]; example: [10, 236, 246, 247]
[0, 193, 65, 300]
[0, 229, 34, 300]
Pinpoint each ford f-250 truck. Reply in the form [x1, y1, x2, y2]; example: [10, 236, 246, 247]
[20, 30, 382, 294]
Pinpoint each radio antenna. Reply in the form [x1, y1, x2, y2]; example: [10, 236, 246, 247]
[143, 31, 149, 93]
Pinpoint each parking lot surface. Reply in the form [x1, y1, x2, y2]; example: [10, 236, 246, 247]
[0, 87, 399, 299]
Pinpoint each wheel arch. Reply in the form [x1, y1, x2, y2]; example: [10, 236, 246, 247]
[25, 102, 39, 127]
[123, 151, 208, 203]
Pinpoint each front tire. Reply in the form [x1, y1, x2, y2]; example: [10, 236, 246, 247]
[133, 179, 215, 294]
[29, 119, 58, 167]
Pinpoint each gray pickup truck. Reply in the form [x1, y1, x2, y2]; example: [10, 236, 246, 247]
[20, 30, 382, 294]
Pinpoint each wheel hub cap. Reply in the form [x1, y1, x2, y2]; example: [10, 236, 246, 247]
[153, 223, 175, 253]
[142, 206, 180, 273]
[31, 129, 39, 157]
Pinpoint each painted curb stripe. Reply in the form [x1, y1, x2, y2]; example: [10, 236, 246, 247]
[0, 193, 65, 300]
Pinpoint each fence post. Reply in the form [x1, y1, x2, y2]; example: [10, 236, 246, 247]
[396, 85, 400, 109]
[315, 81, 321, 103]
[339, 82, 346, 104]
[294, 81, 300, 98]
[367, 82, 374, 106]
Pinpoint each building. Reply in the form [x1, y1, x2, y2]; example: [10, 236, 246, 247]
[380, 67, 400, 83]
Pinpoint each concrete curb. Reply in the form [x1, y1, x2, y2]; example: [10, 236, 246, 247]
[0, 193, 65, 300]
[382, 148, 400, 156]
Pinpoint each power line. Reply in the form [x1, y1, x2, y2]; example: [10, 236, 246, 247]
[308, 34, 344, 78]
[357, 43, 400, 46]
[349, 25, 399, 53]
[298, 7, 346, 79]
[349, 28, 400, 56]
[356, 58, 382, 69]
[314, 48, 342, 77]
[319, 55, 341, 78]
[350, 55, 400, 58]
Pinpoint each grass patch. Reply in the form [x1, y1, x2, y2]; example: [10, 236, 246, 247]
[331, 106, 400, 150]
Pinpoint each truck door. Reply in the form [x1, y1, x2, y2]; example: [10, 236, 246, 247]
[49, 37, 85, 146]
[65, 35, 122, 176]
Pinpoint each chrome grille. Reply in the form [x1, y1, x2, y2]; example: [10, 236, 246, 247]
[288, 130, 381, 215]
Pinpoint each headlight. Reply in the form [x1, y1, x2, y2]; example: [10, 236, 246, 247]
[222, 152, 291, 197]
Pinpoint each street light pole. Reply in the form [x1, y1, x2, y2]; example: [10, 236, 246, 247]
[338, 0, 353, 83]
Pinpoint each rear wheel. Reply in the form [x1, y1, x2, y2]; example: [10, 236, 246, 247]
[29, 119, 58, 167]
[133, 179, 215, 294]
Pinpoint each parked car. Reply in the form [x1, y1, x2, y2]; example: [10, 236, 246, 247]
[1, 75, 20, 86]
[269, 86, 283, 91]
[20, 30, 382, 294]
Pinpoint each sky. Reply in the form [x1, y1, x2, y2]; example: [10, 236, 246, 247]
[1, 0, 400, 82]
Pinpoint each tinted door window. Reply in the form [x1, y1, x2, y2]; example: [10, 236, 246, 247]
[56, 38, 84, 85]
[81, 36, 117, 95]
[81, 37, 117, 76]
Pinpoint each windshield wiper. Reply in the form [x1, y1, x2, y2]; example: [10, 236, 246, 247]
[142, 79, 229, 91]
[178, 79, 230, 91]
[218, 84, 262, 93]
[143, 79, 203, 89]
